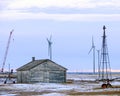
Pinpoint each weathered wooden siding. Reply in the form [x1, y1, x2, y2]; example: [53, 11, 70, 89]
[17, 60, 66, 83]
[17, 71, 30, 83]
[49, 71, 66, 83]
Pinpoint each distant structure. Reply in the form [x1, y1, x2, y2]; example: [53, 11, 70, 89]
[17, 57, 67, 83]
[99, 25, 112, 81]
[1, 30, 14, 72]
[97, 50, 100, 79]
[47, 35, 52, 60]
[88, 36, 96, 74]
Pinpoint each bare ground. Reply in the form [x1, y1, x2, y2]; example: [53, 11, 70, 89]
[1, 84, 120, 96]
[9, 89, 120, 96]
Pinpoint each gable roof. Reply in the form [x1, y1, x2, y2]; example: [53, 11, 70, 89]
[17, 59, 67, 71]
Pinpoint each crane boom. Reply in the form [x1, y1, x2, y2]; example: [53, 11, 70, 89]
[1, 30, 13, 72]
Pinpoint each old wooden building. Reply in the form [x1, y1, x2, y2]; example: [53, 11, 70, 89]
[17, 57, 67, 83]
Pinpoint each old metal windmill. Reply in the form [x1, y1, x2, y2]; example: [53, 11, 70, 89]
[99, 25, 112, 88]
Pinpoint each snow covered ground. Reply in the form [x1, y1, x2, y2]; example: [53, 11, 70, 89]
[0, 73, 120, 96]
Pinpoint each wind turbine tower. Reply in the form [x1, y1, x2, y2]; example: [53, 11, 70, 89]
[47, 35, 52, 60]
[89, 36, 96, 74]
[97, 50, 100, 79]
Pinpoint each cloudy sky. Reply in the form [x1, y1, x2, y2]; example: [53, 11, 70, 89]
[0, 0, 120, 72]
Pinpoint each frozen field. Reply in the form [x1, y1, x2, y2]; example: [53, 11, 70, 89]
[0, 73, 120, 96]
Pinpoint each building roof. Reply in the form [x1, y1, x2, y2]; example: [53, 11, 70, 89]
[17, 59, 67, 71]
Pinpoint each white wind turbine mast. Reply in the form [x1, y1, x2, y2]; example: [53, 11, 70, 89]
[88, 36, 96, 74]
[47, 35, 52, 60]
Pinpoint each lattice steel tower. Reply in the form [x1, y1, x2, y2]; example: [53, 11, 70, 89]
[99, 25, 112, 81]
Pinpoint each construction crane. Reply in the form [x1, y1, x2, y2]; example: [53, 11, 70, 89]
[1, 30, 14, 72]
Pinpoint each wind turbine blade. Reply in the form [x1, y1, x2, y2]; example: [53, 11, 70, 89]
[49, 35, 53, 45]
[47, 35, 53, 60]
[88, 47, 93, 54]
[46, 38, 50, 56]
[46, 38, 49, 42]
[92, 36, 93, 45]
[92, 36, 95, 47]
[50, 35, 52, 41]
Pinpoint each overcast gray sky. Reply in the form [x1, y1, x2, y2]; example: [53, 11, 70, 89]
[0, 0, 120, 72]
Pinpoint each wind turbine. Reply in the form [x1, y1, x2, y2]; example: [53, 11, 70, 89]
[88, 36, 96, 74]
[47, 35, 52, 60]
[97, 49, 100, 79]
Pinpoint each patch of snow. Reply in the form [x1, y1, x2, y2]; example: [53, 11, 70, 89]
[40, 93, 66, 96]
[111, 81, 120, 85]
[0, 94, 17, 96]
[10, 83, 73, 92]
